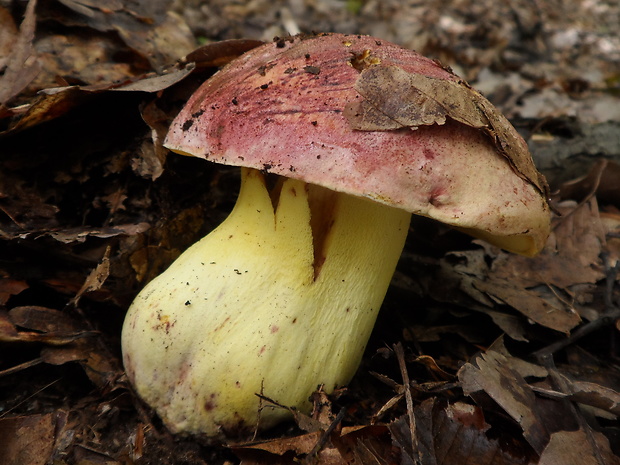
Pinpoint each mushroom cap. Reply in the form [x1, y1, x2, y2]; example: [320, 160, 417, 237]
[165, 33, 550, 255]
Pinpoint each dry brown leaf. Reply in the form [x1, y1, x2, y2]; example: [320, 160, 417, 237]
[42, 223, 149, 244]
[458, 349, 550, 454]
[554, 373, 620, 417]
[448, 197, 608, 333]
[0, 278, 29, 305]
[30, 33, 135, 91]
[560, 160, 620, 206]
[183, 39, 265, 69]
[390, 399, 534, 465]
[539, 429, 620, 465]
[474, 279, 581, 333]
[489, 337, 548, 379]
[344, 64, 548, 197]
[8, 305, 124, 387]
[9, 306, 81, 333]
[0, 7, 18, 70]
[0, 178, 59, 233]
[472, 306, 530, 342]
[2, 63, 194, 135]
[70, 246, 111, 306]
[490, 198, 606, 290]
[0, 306, 93, 345]
[344, 65, 486, 130]
[45, 0, 195, 70]
[0, 0, 40, 107]
[0, 413, 57, 465]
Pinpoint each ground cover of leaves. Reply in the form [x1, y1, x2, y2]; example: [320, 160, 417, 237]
[0, 0, 619, 464]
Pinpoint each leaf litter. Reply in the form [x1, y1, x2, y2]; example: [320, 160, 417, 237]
[0, 1, 619, 464]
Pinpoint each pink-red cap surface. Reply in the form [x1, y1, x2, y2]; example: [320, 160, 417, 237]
[165, 33, 550, 255]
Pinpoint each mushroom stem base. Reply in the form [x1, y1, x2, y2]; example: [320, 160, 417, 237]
[122, 167, 411, 436]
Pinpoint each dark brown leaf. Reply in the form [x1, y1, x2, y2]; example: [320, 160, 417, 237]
[0, 413, 56, 465]
[474, 279, 582, 333]
[389, 399, 534, 465]
[458, 350, 550, 455]
[560, 160, 620, 206]
[183, 39, 265, 69]
[0, 278, 29, 305]
[9, 306, 81, 333]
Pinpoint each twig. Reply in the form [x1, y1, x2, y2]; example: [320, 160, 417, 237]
[305, 407, 346, 461]
[0, 377, 60, 418]
[534, 354, 607, 465]
[394, 343, 416, 455]
[0, 357, 42, 377]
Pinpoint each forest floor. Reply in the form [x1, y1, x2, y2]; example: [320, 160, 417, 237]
[1, 0, 619, 464]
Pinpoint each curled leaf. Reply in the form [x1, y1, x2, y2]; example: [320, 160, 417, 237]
[345, 64, 549, 198]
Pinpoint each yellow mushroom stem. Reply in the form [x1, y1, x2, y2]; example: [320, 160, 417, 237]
[121, 167, 411, 436]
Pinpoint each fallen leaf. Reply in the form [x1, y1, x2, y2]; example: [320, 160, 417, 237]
[488, 337, 548, 380]
[474, 279, 581, 333]
[0, 306, 93, 345]
[345, 64, 548, 197]
[458, 349, 550, 454]
[2, 63, 194, 136]
[9, 305, 81, 333]
[0, 7, 18, 70]
[0, 0, 40, 107]
[40, 223, 150, 244]
[70, 246, 111, 306]
[0, 278, 29, 305]
[554, 373, 620, 417]
[390, 399, 534, 465]
[0, 414, 55, 465]
[560, 160, 620, 206]
[539, 428, 620, 465]
[42, 0, 195, 70]
[490, 198, 606, 290]
[183, 39, 265, 69]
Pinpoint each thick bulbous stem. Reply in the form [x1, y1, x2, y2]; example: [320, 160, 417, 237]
[121, 168, 411, 436]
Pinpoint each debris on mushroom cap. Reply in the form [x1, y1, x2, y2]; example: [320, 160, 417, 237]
[165, 33, 551, 255]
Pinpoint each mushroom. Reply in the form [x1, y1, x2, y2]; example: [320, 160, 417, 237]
[121, 33, 550, 437]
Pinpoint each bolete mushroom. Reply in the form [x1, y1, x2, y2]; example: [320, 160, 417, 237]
[121, 33, 550, 437]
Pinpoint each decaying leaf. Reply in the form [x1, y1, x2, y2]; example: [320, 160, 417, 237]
[0, 412, 62, 465]
[0, 6, 18, 70]
[474, 279, 581, 333]
[0, 0, 40, 108]
[183, 39, 265, 69]
[44, 223, 150, 244]
[538, 428, 620, 465]
[429, 195, 609, 335]
[458, 349, 550, 454]
[70, 246, 111, 306]
[41, 0, 195, 71]
[560, 160, 620, 207]
[389, 399, 534, 465]
[0, 306, 93, 345]
[548, 372, 620, 417]
[344, 64, 548, 197]
[490, 198, 606, 290]
[0, 278, 29, 305]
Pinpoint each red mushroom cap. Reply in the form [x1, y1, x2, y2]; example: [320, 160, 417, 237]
[165, 33, 550, 255]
